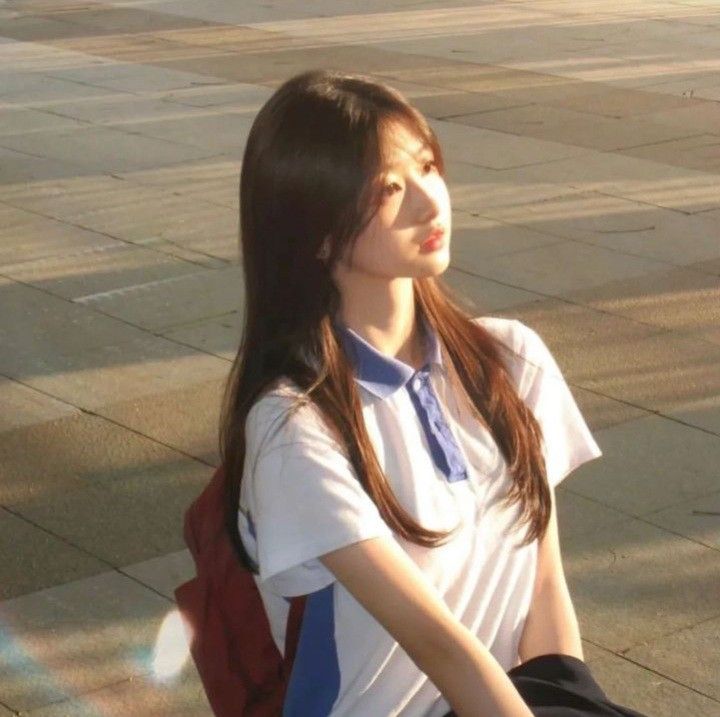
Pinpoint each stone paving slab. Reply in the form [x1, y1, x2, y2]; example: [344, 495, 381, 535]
[122, 549, 195, 601]
[122, 35, 448, 85]
[0, 508, 107, 601]
[643, 491, 720, 552]
[669, 397, 720, 442]
[13, 462, 208, 566]
[0, 146, 89, 185]
[445, 161, 585, 213]
[162, 82, 273, 112]
[36, 3, 216, 35]
[0, 125, 216, 174]
[555, 483, 632, 542]
[98, 377, 226, 465]
[497, 150, 720, 214]
[637, 101, 720, 134]
[0, 107, 84, 136]
[0, 571, 174, 713]
[564, 513, 720, 654]
[0, 173, 239, 260]
[430, 117, 589, 170]
[458, 239, 673, 297]
[22, 669, 211, 716]
[1, 243, 209, 302]
[8, 334, 229, 416]
[449, 210, 566, 262]
[623, 615, 720, 702]
[562, 266, 720, 336]
[34, 94, 217, 126]
[566, 413, 720, 517]
[0, 378, 78, 433]
[0, 71, 117, 106]
[47, 62, 225, 94]
[619, 133, 720, 174]
[506, 298, 720, 415]
[0, 409, 202, 507]
[160, 312, 240, 361]
[589, 650, 720, 717]
[452, 103, 701, 153]
[0, 204, 117, 266]
[566, 385, 651, 433]
[0, 279, 150, 379]
[107, 110, 255, 154]
[480, 191, 720, 266]
[3, 1, 720, 715]
[47, 32, 233, 67]
[442, 266, 548, 314]
[546, 86, 703, 119]
[117, 162, 240, 210]
[76, 264, 243, 331]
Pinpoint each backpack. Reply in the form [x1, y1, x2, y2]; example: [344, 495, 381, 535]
[175, 465, 307, 716]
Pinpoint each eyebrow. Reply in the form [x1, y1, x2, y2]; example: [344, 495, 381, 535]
[383, 147, 434, 172]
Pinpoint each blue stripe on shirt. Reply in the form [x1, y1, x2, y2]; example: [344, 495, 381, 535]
[283, 583, 340, 716]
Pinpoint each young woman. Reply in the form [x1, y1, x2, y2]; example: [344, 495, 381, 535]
[220, 69, 638, 717]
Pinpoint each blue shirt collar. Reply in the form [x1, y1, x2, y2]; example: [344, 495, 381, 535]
[333, 313, 445, 400]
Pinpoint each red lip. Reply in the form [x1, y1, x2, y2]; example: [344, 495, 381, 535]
[422, 227, 446, 248]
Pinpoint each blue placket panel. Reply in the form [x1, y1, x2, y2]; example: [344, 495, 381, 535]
[406, 366, 468, 483]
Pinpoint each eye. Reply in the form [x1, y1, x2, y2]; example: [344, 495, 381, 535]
[383, 181, 401, 197]
[422, 159, 438, 173]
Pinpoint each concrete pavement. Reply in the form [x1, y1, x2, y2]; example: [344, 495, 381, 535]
[1, 0, 719, 714]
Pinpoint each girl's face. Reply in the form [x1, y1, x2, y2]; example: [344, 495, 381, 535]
[331, 122, 452, 281]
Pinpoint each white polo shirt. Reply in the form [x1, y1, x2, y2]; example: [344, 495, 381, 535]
[238, 315, 602, 717]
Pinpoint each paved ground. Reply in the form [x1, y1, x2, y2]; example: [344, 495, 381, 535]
[1, 0, 719, 714]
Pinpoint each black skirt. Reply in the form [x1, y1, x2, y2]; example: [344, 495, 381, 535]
[443, 653, 650, 716]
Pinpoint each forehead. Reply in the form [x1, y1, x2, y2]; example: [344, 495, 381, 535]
[380, 122, 432, 171]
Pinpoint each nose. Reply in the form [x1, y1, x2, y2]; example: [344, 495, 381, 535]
[409, 173, 442, 222]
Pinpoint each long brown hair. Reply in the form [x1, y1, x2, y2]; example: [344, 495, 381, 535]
[221, 69, 550, 573]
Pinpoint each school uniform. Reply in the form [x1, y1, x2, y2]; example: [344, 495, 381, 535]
[238, 315, 603, 717]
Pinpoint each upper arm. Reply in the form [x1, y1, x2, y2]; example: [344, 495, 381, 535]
[319, 535, 462, 664]
[534, 485, 567, 592]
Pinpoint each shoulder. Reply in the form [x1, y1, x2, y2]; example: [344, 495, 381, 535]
[245, 377, 344, 457]
[471, 316, 547, 366]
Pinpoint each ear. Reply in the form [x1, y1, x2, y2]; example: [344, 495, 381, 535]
[316, 235, 331, 261]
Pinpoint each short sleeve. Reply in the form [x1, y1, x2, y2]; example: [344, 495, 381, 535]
[240, 390, 393, 597]
[508, 320, 603, 488]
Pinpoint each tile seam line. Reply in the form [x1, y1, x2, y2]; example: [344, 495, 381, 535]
[449, 235, 568, 262]
[6, 13, 637, 105]
[0, 270, 234, 351]
[562, 485, 720, 557]
[0, 238, 207, 273]
[591, 187, 712, 217]
[0, 116, 226, 156]
[0, 235, 215, 274]
[0, 181, 233, 269]
[579, 388, 720, 442]
[0, 371, 219, 468]
[580, 637, 720, 704]
[0, 268, 238, 366]
[446, 263, 684, 338]
[444, 112, 707, 157]
[2, 674, 142, 714]
[470, 209, 713, 268]
[158, 308, 238, 333]
[0, 136, 221, 178]
[0, 504, 178, 607]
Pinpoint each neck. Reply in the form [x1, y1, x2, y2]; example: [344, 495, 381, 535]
[335, 276, 425, 369]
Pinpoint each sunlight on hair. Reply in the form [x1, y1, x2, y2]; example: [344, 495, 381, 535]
[150, 609, 192, 682]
